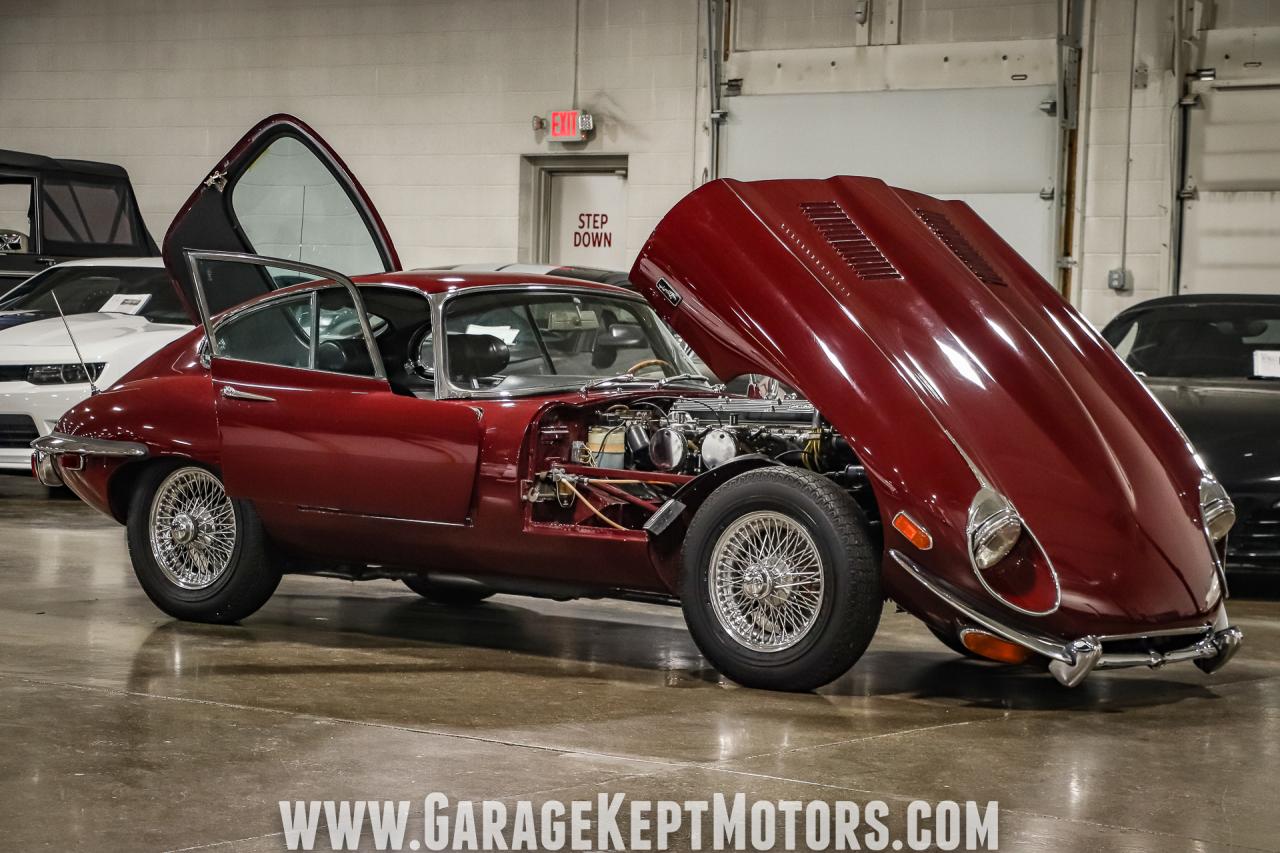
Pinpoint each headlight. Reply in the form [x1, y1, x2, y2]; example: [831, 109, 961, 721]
[1200, 477, 1236, 543]
[25, 363, 104, 385]
[968, 488, 1023, 570]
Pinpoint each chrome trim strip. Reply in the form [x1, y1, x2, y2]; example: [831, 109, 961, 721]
[31, 433, 149, 458]
[220, 386, 276, 403]
[890, 548, 1243, 685]
[890, 548, 1071, 663]
[296, 505, 469, 528]
[1096, 624, 1213, 642]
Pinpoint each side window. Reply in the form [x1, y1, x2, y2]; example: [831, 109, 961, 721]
[40, 178, 137, 248]
[1110, 321, 1138, 361]
[314, 288, 376, 377]
[231, 135, 383, 275]
[214, 294, 313, 368]
[0, 179, 33, 253]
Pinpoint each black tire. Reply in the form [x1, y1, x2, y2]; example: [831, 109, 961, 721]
[126, 463, 279, 623]
[403, 577, 495, 606]
[681, 466, 882, 691]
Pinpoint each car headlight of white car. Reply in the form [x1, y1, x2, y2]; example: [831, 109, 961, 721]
[23, 363, 106, 385]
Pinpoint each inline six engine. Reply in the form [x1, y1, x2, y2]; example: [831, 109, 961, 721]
[527, 396, 874, 534]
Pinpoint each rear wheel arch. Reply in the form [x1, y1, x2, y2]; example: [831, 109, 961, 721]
[109, 456, 220, 523]
[125, 462, 279, 623]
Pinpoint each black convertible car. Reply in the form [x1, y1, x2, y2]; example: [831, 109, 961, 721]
[1103, 294, 1280, 575]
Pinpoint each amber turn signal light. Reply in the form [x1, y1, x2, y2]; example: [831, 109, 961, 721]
[892, 511, 932, 550]
[960, 630, 1033, 664]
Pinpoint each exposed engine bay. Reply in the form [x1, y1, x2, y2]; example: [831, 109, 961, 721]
[527, 396, 875, 534]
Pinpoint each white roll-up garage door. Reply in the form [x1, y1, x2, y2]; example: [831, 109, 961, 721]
[1179, 84, 1280, 295]
[718, 86, 1059, 280]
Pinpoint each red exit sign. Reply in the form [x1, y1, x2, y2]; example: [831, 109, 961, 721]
[549, 109, 588, 141]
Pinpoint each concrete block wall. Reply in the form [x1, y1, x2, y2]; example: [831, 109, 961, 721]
[1075, 0, 1178, 325]
[0, 0, 701, 269]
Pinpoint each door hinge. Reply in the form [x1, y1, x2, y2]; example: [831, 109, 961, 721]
[204, 170, 228, 192]
[1039, 186, 1055, 201]
[1177, 179, 1198, 201]
[1056, 256, 1077, 269]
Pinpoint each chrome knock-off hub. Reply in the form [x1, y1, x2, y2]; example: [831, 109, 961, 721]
[170, 513, 197, 546]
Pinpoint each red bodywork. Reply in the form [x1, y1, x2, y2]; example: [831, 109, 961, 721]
[57, 270, 677, 599]
[47, 116, 1226, 656]
[630, 178, 1221, 638]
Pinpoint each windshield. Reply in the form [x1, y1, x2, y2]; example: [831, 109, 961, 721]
[0, 265, 187, 324]
[440, 290, 696, 395]
[1103, 303, 1280, 379]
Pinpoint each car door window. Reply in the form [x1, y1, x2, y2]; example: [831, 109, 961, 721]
[40, 178, 138, 251]
[214, 294, 313, 369]
[0, 179, 33, 253]
[231, 135, 383, 275]
[313, 287, 377, 377]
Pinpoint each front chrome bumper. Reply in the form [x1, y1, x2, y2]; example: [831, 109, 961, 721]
[30, 432, 149, 487]
[890, 549, 1243, 687]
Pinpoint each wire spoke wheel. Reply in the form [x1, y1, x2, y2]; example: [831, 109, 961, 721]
[708, 510, 825, 652]
[148, 468, 237, 591]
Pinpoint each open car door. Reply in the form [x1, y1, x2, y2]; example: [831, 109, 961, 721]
[162, 113, 400, 324]
[166, 117, 481, 532]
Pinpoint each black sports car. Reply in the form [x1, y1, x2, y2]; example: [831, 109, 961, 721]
[1103, 294, 1280, 575]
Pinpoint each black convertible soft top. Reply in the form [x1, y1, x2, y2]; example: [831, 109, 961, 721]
[0, 149, 131, 180]
[0, 147, 158, 259]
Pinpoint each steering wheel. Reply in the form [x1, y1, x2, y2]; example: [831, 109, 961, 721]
[626, 358, 672, 376]
[408, 326, 435, 380]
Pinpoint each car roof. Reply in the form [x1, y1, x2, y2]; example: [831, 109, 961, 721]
[350, 269, 638, 298]
[1105, 292, 1280, 326]
[0, 149, 132, 180]
[419, 263, 633, 287]
[49, 257, 165, 269]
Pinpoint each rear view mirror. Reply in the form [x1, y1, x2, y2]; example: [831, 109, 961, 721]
[596, 322, 646, 348]
[543, 308, 599, 331]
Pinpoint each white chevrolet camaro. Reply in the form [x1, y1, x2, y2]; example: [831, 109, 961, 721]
[0, 257, 192, 474]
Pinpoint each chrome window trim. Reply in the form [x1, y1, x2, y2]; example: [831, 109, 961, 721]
[344, 280, 439, 398]
[432, 284, 693, 401]
[185, 250, 387, 381]
[207, 289, 316, 370]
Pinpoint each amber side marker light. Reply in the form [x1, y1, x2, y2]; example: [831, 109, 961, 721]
[961, 630, 1034, 664]
[892, 511, 933, 550]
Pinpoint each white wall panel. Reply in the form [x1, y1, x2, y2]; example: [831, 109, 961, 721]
[0, 0, 701, 271]
[1179, 86, 1280, 295]
[719, 86, 1057, 278]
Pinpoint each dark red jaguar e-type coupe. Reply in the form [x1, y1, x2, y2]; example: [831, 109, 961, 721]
[33, 116, 1242, 691]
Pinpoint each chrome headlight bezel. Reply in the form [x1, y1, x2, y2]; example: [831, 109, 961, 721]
[1199, 477, 1236, 544]
[967, 488, 1023, 571]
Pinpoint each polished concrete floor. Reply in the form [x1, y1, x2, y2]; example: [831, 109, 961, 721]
[1, 475, 1278, 852]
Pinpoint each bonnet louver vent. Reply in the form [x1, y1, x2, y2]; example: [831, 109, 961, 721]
[915, 209, 1005, 286]
[799, 201, 901, 281]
